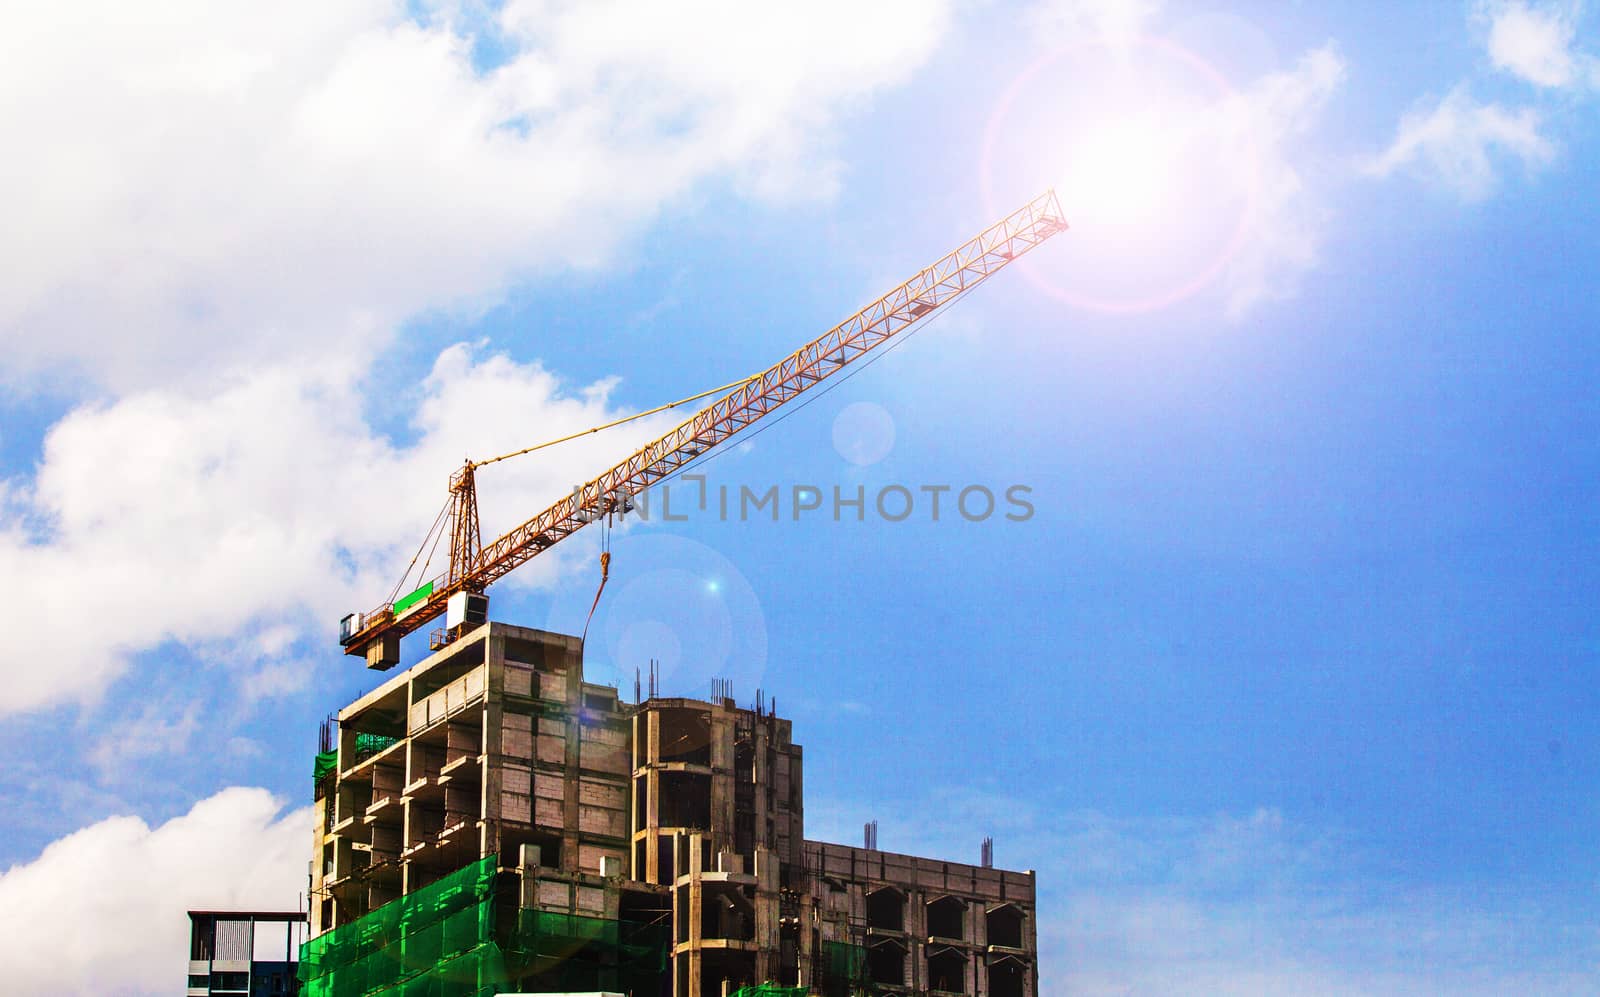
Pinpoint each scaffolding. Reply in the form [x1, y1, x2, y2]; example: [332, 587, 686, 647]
[298, 854, 670, 997]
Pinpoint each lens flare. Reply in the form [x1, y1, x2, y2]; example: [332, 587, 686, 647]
[982, 36, 1259, 314]
[1060, 113, 1186, 228]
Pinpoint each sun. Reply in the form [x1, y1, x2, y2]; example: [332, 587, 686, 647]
[982, 36, 1258, 313]
[1059, 112, 1188, 229]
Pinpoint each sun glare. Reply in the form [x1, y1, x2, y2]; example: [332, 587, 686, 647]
[982, 37, 1257, 313]
[1060, 114, 1186, 228]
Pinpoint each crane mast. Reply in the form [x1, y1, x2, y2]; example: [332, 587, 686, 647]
[342, 189, 1067, 669]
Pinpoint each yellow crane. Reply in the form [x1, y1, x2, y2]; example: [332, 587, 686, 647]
[341, 191, 1068, 669]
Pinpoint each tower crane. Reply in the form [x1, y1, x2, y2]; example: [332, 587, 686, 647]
[340, 190, 1068, 670]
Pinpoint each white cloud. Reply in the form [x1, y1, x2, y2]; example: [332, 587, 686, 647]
[0, 0, 952, 390]
[0, 787, 310, 996]
[87, 698, 203, 780]
[1478, 1, 1598, 88]
[1365, 87, 1555, 201]
[0, 343, 681, 715]
[1367, 3, 1586, 203]
[1217, 44, 1347, 315]
[0, 0, 961, 722]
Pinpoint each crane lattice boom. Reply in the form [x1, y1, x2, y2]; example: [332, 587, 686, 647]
[343, 190, 1067, 668]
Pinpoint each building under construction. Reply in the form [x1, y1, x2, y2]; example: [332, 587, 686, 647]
[300, 195, 1064, 996]
[303, 622, 1038, 996]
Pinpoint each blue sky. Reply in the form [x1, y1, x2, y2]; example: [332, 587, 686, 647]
[1, 1, 1597, 993]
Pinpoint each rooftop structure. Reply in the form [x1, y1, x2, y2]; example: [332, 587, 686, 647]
[187, 910, 307, 997]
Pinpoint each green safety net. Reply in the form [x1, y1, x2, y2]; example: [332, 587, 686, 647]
[314, 750, 339, 783]
[299, 854, 501, 997]
[355, 732, 398, 756]
[821, 940, 865, 979]
[316, 734, 398, 785]
[501, 908, 670, 994]
[298, 852, 672, 997]
[819, 940, 867, 997]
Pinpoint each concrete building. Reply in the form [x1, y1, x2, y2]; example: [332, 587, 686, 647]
[187, 910, 307, 996]
[304, 621, 1038, 996]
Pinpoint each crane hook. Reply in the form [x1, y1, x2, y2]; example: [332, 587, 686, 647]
[581, 549, 612, 647]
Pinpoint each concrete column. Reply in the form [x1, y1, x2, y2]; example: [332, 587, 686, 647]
[753, 845, 779, 984]
[481, 697, 503, 861]
[709, 707, 736, 859]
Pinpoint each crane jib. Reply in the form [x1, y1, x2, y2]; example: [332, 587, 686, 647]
[343, 191, 1067, 667]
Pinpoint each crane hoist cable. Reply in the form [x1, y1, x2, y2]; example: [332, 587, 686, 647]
[581, 549, 611, 648]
